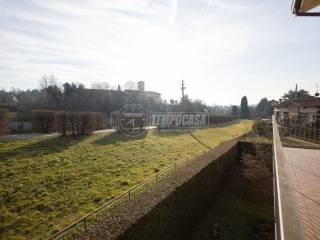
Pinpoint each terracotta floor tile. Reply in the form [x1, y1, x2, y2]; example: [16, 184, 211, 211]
[284, 148, 320, 240]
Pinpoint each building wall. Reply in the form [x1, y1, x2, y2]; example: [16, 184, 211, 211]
[300, 107, 320, 114]
[144, 92, 162, 104]
[287, 104, 299, 118]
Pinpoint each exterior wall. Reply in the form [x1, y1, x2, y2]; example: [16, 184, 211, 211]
[275, 100, 320, 120]
[144, 92, 162, 104]
[287, 104, 299, 118]
[124, 90, 162, 104]
[300, 107, 320, 114]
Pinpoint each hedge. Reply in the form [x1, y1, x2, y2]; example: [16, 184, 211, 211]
[209, 115, 238, 124]
[32, 110, 56, 134]
[32, 110, 105, 135]
[55, 111, 68, 136]
[0, 108, 9, 135]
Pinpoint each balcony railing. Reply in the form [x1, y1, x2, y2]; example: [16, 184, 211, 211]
[276, 113, 320, 144]
[272, 116, 303, 240]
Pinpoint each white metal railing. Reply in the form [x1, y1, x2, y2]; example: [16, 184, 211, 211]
[272, 116, 303, 240]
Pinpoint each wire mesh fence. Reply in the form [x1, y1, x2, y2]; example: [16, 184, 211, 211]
[48, 150, 209, 240]
[276, 113, 320, 144]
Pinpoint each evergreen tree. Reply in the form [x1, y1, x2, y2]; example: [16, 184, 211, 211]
[240, 96, 250, 119]
[255, 98, 274, 118]
[282, 89, 310, 100]
[231, 105, 239, 116]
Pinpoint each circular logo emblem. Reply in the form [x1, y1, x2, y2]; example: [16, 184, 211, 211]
[118, 104, 148, 137]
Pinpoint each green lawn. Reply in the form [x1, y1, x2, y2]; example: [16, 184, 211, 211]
[0, 120, 252, 240]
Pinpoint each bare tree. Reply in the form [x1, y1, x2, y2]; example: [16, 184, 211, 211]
[39, 75, 62, 108]
[123, 81, 138, 90]
[91, 82, 110, 90]
[39, 75, 58, 90]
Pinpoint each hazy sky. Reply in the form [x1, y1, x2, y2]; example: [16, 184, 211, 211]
[0, 0, 319, 105]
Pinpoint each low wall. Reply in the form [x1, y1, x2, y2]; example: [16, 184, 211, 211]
[118, 143, 240, 240]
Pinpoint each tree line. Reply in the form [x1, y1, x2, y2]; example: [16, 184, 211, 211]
[2, 75, 310, 135]
[0, 75, 211, 114]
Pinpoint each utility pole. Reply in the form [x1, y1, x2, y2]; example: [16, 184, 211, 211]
[181, 80, 186, 99]
[181, 80, 186, 112]
[295, 84, 298, 100]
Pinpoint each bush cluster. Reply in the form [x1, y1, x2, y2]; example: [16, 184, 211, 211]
[0, 108, 9, 135]
[32, 110, 105, 135]
[252, 120, 272, 137]
[32, 110, 56, 134]
[209, 115, 238, 124]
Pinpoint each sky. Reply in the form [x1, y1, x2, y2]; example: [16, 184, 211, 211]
[0, 0, 319, 105]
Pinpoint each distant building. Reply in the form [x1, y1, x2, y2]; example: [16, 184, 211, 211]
[142, 91, 162, 103]
[87, 81, 162, 104]
[138, 81, 145, 91]
[274, 97, 320, 119]
[124, 81, 162, 104]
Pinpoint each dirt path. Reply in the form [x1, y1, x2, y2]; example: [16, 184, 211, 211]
[0, 129, 115, 141]
[0, 127, 162, 141]
[0, 133, 58, 141]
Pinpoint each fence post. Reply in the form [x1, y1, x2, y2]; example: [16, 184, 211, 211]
[314, 116, 316, 143]
[128, 190, 131, 200]
[294, 117, 297, 137]
[84, 218, 87, 231]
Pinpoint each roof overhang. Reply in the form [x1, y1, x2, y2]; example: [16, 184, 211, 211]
[292, 0, 320, 16]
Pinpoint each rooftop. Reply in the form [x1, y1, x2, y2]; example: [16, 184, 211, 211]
[277, 98, 320, 108]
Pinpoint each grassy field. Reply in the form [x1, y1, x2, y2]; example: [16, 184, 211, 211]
[0, 120, 252, 240]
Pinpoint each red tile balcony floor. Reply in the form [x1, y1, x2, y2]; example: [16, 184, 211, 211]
[284, 147, 320, 240]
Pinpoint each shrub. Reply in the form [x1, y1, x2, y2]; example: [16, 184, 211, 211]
[79, 112, 97, 134]
[0, 108, 9, 135]
[32, 110, 56, 133]
[252, 120, 271, 137]
[68, 112, 81, 135]
[33, 110, 105, 135]
[55, 111, 68, 136]
[96, 113, 105, 130]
